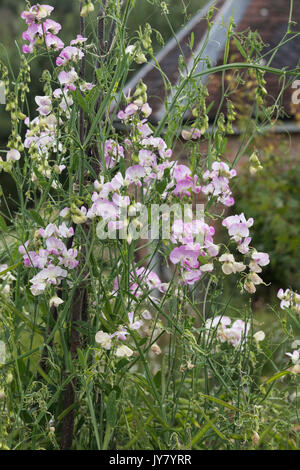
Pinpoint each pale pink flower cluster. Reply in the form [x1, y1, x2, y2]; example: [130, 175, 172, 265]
[95, 308, 159, 358]
[205, 316, 264, 348]
[168, 212, 269, 288]
[21, 5, 93, 94]
[56, 36, 94, 92]
[87, 103, 173, 221]
[113, 265, 168, 302]
[87, 172, 127, 221]
[169, 164, 202, 199]
[170, 219, 218, 285]
[24, 112, 66, 185]
[278, 288, 300, 313]
[222, 213, 253, 249]
[21, 5, 64, 54]
[103, 139, 125, 169]
[181, 127, 203, 140]
[19, 223, 78, 296]
[24, 113, 59, 154]
[85, 98, 271, 292]
[222, 214, 270, 293]
[22, 19, 93, 184]
[95, 310, 157, 358]
[95, 310, 146, 358]
[202, 162, 236, 207]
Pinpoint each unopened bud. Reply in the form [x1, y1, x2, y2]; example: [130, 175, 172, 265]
[252, 431, 260, 446]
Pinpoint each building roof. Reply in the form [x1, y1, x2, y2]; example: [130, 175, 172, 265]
[123, 0, 300, 124]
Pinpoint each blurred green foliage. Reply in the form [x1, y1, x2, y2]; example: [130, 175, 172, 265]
[233, 137, 300, 292]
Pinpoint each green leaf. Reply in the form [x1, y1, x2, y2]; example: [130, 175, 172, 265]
[73, 89, 90, 115]
[138, 337, 148, 346]
[196, 406, 228, 441]
[0, 262, 22, 277]
[36, 364, 55, 386]
[106, 390, 117, 427]
[233, 37, 248, 59]
[190, 32, 194, 49]
[0, 295, 44, 335]
[199, 393, 240, 413]
[0, 215, 7, 232]
[119, 156, 126, 177]
[154, 370, 162, 389]
[265, 370, 292, 384]
[191, 421, 214, 447]
[156, 180, 167, 194]
[116, 358, 130, 371]
[28, 210, 44, 226]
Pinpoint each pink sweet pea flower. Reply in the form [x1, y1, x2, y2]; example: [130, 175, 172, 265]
[181, 127, 202, 140]
[128, 312, 143, 330]
[56, 46, 84, 66]
[138, 149, 157, 167]
[237, 237, 251, 254]
[173, 177, 193, 198]
[173, 164, 191, 182]
[181, 269, 202, 285]
[170, 245, 200, 269]
[70, 34, 88, 46]
[125, 165, 146, 186]
[251, 252, 270, 267]
[87, 199, 119, 220]
[141, 103, 152, 117]
[45, 33, 64, 51]
[21, 5, 54, 25]
[43, 18, 62, 34]
[58, 68, 78, 91]
[35, 95, 52, 116]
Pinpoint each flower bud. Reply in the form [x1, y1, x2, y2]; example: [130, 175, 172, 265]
[252, 431, 260, 447]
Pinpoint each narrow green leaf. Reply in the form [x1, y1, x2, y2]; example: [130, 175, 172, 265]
[0, 215, 7, 232]
[28, 210, 44, 226]
[265, 370, 292, 384]
[196, 407, 228, 441]
[233, 37, 248, 59]
[106, 390, 117, 427]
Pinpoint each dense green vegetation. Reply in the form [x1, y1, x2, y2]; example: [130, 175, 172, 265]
[0, 0, 300, 451]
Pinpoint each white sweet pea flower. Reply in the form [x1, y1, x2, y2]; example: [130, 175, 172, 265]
[6, 149, 21, 162]
[253, 330, 265, 342]
[95, 330, 112, 350]
[49, 296, 64, 308]
[219, 253, 246, 275]
[125, 45, 136, 55]
[286, 350, 300, 364]
[115, 345, 133, 358]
